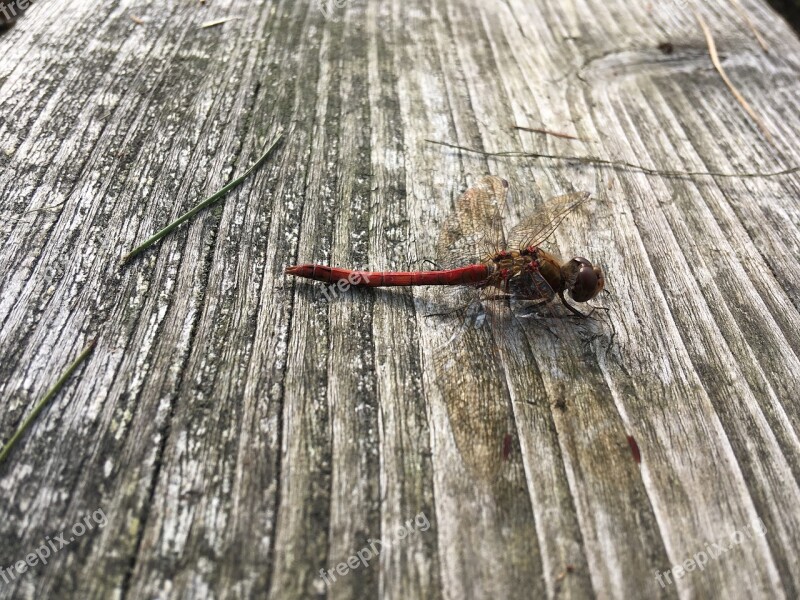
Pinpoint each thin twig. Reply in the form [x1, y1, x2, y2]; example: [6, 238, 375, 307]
[730, 0, 769, 52]
[199, 17, 241, 29]
[22, 200, 68, 215]
[425, 139, 800, 179]
[512, 124, 584, 141]
[695, 10, 775, 145]
[0, 339, 97, 465]
[122, 130, 284, 264]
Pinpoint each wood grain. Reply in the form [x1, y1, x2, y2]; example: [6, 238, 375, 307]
[1, 0, 799, 598]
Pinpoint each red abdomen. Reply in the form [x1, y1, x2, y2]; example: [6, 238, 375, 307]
[285, 264, 490, 287]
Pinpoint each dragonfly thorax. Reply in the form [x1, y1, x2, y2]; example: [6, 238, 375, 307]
[485, 247, 604, 308]
[483, 247, 564, 298]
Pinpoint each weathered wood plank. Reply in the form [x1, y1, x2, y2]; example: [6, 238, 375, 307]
[1, 0, 799, 598]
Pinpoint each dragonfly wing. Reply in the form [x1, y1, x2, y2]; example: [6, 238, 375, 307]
[508, 269, 557, 303]
[506, 191, 590, 251]
[435, 175, 509, 268]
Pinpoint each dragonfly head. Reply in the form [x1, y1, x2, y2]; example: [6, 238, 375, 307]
[562, 257, 605, 302]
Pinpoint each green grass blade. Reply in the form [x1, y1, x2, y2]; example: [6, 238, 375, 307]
[0, 338, 97, 465]
[122, 130, 284, 264]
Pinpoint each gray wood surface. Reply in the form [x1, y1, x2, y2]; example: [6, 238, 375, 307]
[1, 0, 799, 598]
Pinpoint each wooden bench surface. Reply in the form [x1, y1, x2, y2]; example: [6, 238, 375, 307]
[1, 0, 799, 597]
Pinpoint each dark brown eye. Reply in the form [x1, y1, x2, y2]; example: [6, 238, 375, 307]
[562, 257, 604, 302]
[571, 266, 598, 302]
[572, 257, 592, 269]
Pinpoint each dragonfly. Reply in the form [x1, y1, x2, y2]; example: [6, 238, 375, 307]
[285, 175, 605, 318]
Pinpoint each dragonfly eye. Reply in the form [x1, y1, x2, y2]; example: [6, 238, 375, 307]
[565, 257, 604, 302]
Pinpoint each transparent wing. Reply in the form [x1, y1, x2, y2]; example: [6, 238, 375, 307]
[490, 268, 558, 331]
[506, 191, 590, 251]
[507, 268, 557, 303]
[435, 175, 509, 268]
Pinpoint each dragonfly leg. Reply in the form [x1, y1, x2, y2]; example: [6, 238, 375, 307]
[499, 268, 512, 292]
[586, 305, 611, 317]
[559, 290, 589, 318]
